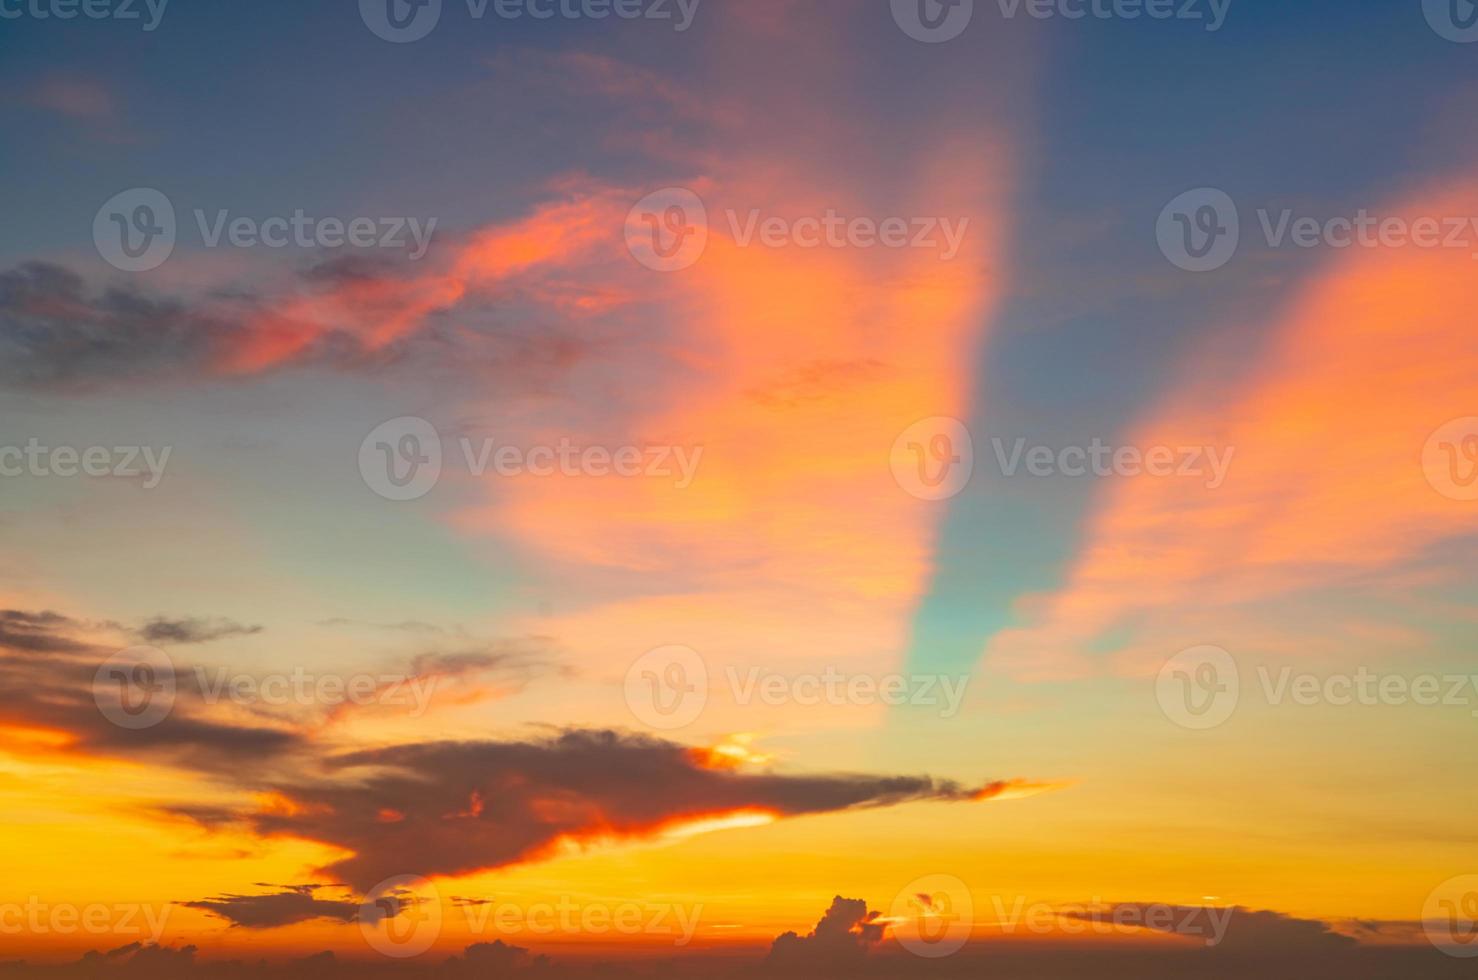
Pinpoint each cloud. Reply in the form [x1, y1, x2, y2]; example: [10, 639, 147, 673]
[139, 618, 264, 646]
[0, 187, 616, 389]
[180, 886, 359, 930]
[1, 608, 1035, 891]
[0, 609, 307, 772]
[767, 896, 885, 967]
[1058, 904, 1358, 951]
[986, 176, 1478, 679]
[190, 729, 1008, 891]
[0, 609, 95, 654]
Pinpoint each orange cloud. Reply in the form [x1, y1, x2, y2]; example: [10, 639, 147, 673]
[988, 178, 1478, 679]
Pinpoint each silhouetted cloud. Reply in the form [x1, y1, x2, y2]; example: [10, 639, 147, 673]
[180, 886, 359, 930]
[1059, 904, 1358, 951]
[768, 896, 885, 967]
[216, 730, 1008, 890]
[139, 618, 263, 646]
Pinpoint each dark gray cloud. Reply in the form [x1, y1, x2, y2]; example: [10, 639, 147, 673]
[0, 609, 305, 773]
[0, 609, 96, 653]
[139, 618, 264, 646]
[216, 730, 1001, 891]
[180, 886, 360, 930]
[0, 262, 227, 388]
[1059, 904, 1359, 951]
[768, 896, 885, 968]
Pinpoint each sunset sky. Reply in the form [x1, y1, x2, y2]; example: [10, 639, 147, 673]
[1, 1, 1476, 975]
